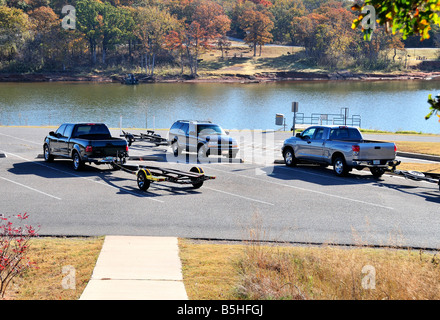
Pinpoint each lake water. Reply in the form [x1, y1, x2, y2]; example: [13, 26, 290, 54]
[1, 80, 440, 134]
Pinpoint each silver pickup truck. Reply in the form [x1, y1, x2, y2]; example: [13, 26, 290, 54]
[281, 126, 397, 177]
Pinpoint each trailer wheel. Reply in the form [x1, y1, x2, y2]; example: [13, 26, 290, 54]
[137, 169, 151, 191]
[190, 167, 204, 189]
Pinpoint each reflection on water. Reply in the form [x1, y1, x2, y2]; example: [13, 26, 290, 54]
[0, 80, 439, 133]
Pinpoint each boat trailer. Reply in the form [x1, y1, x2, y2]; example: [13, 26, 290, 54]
[386, 160, 440, 191]
[108, 156, 215, 191]
[120, 130, 169, 147]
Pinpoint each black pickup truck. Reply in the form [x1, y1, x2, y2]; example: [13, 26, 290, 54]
[43, 123, 128, 170]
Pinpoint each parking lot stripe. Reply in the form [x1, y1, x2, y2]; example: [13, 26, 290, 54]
[2, 151, 164, 203]
[0, 132, 41, 145]
[0, 176, 62, 200]
[204, 186, 274, 206]
[208, 165, 394, 210]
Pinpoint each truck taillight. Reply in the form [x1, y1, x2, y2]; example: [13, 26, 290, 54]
[85, 145, 93, 152]
[126, 144, 129, 152]
[352, 145, 360, 152]
[394, 144, 397, 152]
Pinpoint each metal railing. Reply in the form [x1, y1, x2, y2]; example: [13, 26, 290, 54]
[294, 112, 361, 128]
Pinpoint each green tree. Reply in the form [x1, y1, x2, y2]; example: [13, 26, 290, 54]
[351, 0, 440, 41]
[100, 3, 133, 65]
[426, 94, 440, 121]
[76, 0, 103, 65]
[269, 0, 306, 43]
[0, 5, 29, 62]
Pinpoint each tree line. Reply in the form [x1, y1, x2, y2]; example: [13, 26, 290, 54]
[0, 0, 439, 76]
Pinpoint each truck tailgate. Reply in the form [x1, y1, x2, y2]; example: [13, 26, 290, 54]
[90, 139, 127, 157]
[358, 141, 395, 160]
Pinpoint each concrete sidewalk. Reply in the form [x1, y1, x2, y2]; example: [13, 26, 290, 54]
[79, 236, 188, 300]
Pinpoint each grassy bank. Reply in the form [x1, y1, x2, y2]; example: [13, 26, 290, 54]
[4, 236, 440, 300]
[4, 237, 104, 300]
[4, 44, 438, 82]
[179, 239, 440, 300]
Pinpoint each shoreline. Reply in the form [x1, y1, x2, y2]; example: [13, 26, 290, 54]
[1, 70, 440, 83]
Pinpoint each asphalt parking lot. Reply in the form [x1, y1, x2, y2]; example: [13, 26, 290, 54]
[1, 126, 440, 249]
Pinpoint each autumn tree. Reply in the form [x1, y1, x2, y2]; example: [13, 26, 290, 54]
[27, 6, 60, 68]
[291, 3, 357, 67]
[240, 9, 274, 56]
[176, 0, 230, 76]
[164, 29, 186, 73]
[133, 5, 178, 76]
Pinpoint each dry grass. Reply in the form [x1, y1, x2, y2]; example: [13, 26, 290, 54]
[4, 237, 103, 300]
[395, 141, 440, 156]
[178, 239, 242, 300]
[179, 239, 440, 300]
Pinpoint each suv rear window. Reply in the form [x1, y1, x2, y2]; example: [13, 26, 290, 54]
[329, 128, 362, 141]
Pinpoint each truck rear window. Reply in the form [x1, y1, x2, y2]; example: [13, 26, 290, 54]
[329, 128, 362, 141]
[73, 124, 111, 138]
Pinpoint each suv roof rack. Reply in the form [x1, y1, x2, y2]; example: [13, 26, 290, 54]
[176, 120, 212, 124]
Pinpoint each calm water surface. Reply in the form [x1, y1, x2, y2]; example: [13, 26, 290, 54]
[1, 80, 439, 134]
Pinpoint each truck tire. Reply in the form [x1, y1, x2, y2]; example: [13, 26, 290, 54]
[197, 144, 208, 159]
[72, 151, 84, 171]
[190, 167, 204, 189]
[333, 156, 348, 177]
[172, 140, 181, 157]
[283, 148, 296, 167]
[137, 169, 151, 191]
[43, 144, 54, 162]
[370, 167, 385, 178]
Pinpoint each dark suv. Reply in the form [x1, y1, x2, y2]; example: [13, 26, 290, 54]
[169, 120, 239, 158]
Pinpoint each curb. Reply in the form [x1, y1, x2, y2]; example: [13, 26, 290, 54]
[396, 152, 440, 162]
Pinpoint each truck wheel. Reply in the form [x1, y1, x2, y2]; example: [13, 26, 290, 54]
[226, 151, 237, 159]
[72, 151, 84, 171]
[370, 167, 385, 178]
[172, 141, 181, 157]
[283, 148, 296, 167]
[43, 144, 54, 162]
[333, 156, 348, 177]
[197, 144, 208, 159]
[137, 170, 151, 191]
[190, 166, 204, 189]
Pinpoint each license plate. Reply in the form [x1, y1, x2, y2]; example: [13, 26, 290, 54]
[373, 160, 380, 165]
[221, 150, 229, 155]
